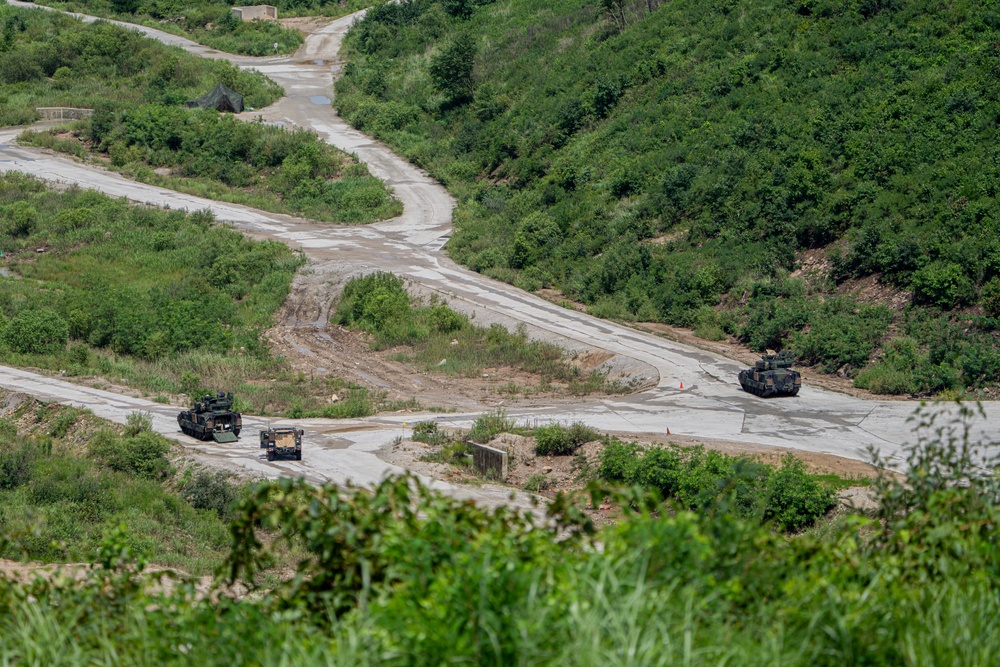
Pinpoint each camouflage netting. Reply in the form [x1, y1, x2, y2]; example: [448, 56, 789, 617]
[184, 83, 244, 113]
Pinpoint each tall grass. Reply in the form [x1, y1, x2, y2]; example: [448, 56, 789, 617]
[337, 273, 622, 393]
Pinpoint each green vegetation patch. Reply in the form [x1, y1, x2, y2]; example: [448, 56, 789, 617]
[335, 0, 1000, 394]
[21, 105, 402, 224]
[0, 5, 282, 126]
[0, 174, 356, 417]
[599, 441, 837, 532]
[0, 404, 235, 573]
[336, 272, 618, 393]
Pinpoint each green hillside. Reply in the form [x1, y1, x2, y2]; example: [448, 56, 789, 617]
[335, 0, 1000, 395]
[0, 4, 282, 125]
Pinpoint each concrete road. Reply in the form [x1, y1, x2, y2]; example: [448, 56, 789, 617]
[0, 1, 996, 491]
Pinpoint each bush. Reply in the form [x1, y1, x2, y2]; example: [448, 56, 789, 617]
[0, 440, 39, 490]
[412, 420, 449, 445]
[597, 441, 835, 531]
[912, 262, 975, 309]
[336, 272, 420, 346]
[596, 440, 642, 482]
[982, 278, 1000, 318]
[124, 411, 153, 437]
[2, 309, 69, 354]
[468, 408, 515, 443]
[88, 429, 170, 480]
[523, 473, 553, 491]
[534, 422, 600, 456]
[764, 455, 837, 532]
[181, 470, 239, 519]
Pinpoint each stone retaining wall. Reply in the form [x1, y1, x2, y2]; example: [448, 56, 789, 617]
[470, 442, 508, 480]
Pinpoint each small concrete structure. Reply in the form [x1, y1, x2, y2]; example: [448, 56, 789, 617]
[469, 441, 508, 480]
[230, 5, 277, 20]
[36, 107, 93, 121]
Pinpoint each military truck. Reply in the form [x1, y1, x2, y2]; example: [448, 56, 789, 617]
[260, 427, 303, 461]
[177, 391, 242, 442]
[738, 351, 802, 397]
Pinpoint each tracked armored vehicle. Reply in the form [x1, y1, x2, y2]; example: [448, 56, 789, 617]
[178, 391, 242, 442]
[738, 351, 801, 397]
[260, 427, 303, 461]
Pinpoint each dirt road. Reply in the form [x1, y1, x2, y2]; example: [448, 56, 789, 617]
[0, 1, 996, 492]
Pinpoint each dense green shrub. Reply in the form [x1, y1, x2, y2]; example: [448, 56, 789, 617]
[597, 441, 836, 531]
[0, 440, 39, 490]
[912, 262, 976, 309]
[1, 309, 69, 355]
[88, 429, 171, 480]
[181, 470, 240, 519]
[764, 455, 838, 532]
[468, 408, 515, 442]
[336, 272, 422, 346]
[534, 421, 599, 456]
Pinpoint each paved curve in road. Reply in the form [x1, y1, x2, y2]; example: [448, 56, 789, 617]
[0, 1, 996, 491]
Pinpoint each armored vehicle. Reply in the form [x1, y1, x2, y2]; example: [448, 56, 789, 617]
[260, 427, 303, 461]
[178, 391, 242, 443]
[738, 351, 801, 397]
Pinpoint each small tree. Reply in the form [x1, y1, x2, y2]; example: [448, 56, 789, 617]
[110, 0, 141, 14]
[430, 33, 476, 102]
[2, 309, 69, 355]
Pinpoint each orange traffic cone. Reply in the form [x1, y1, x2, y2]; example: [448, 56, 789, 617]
[680, 381, 684, 389]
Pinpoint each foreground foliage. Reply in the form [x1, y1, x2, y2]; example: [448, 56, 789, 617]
[0, 404, 997, 665]
[599, 442, 837, 531]
[335, 0, 1000, 394]
[0, 5, 282, 126]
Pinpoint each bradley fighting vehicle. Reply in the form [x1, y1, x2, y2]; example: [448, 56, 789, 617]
[738, 351, 801, 397]
[178, 391, 242, 442]
[260, 426, 304, 461]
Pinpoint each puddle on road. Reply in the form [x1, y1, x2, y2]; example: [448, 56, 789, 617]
[309, 95, 332, 105]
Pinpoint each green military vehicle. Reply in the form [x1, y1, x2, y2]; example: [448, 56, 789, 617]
[177, 391, 242, 442]
[738, 351, 802, 397]
[260, 426, 303, 461]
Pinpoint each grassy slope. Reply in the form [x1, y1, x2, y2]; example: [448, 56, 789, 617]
[0, 399, 233, 574]
[334, 0, 1000, 396]
[0, 174, 333, 415]
[0, 4, 283, 125]
[335, 271, 624, 395]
